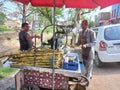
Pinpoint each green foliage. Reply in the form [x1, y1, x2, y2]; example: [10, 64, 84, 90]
[31, 7, 63, 25]
[74, 9, 94, 24]
[0, 12, 6, 25]
[6, 37, 11, 40]
[0, 67, 18, 79]
[89, 20, 95, 28]
[0, 1, 4, 11]
[32, 7, 52, 24]
[0, 25, 14, 32]
[65, 9, 75, 21]
[45, 26, 53, 33]
[35, 26, 53, 34]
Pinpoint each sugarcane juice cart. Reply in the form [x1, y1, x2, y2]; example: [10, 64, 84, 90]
[10, 49, 88, 90]
[10, 28, 89, 90]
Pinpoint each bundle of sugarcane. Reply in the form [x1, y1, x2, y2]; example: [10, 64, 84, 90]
[11, 48, 63, 68]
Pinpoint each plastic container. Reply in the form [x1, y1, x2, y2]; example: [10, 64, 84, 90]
[63, 61, 79, 70]
[63, 53, 79, 70]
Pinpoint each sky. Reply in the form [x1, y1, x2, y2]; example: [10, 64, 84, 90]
[3, 1, 17, 13]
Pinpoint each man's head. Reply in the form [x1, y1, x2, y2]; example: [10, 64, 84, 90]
[21, 23, 29, 32]
[81, 20, 89, 31]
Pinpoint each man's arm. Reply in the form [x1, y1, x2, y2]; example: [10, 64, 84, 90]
[27, 35, 40, 40]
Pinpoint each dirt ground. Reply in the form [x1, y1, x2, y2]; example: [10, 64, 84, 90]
[87, 63, 120, 90]
[0, 32, 19, 57]
[0, 32, 120, 90]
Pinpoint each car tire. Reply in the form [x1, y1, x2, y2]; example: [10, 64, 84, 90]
[117, 62, 120, 65]
[94, 53, 103, 67]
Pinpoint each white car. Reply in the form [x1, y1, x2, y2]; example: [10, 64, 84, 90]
[93, 24, 120, 67]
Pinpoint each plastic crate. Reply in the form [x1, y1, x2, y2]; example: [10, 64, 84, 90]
[63, 53, 79, 70]
[63, 61, 79, 70]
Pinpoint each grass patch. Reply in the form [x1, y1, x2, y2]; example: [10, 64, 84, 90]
[6, 37, 11, 40]
[0, 67, 18, 79]
[35, 26, 53, 34]
[0, 25, 14, 32]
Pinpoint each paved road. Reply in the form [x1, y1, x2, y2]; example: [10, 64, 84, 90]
[71, 48, 120, 90]
[87, 63, 120, 90]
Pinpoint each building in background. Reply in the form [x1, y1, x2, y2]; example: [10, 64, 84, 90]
[95, 4, 120, 26]
[110, 4, 120, 24]
[98, 12, 110, 26]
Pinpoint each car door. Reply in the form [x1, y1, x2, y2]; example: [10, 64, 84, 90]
[104, 25, 120, 54]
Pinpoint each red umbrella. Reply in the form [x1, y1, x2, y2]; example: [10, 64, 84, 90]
[31, 0, 64, 7]
[64, 0, 97, 8]
[14, 0, 64, 7]
[64, 0, 120, 8]
[94, 0, 120, 8]
[14, 0, 120, 8]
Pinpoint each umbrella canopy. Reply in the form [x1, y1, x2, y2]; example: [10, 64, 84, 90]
[31, 0, 64, 7]
[64, 0, 97, 8]
[64, 0, 120, 8]
[14, 0, 120, 8]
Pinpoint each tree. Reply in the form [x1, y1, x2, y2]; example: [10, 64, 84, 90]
[74, 9, 93, 25]
[32, 7, 63, 25]
[89, 19, 96, 27]
[7, 1, 34, 23]
[14, 3, 34, 23]
[0, 0, 6, 25]
[0, 12, 6, 25]
[0, 0, 6, 12]
[0, 1, 3, 10]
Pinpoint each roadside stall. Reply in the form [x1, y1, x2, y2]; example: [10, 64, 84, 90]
[9, 25, 87, 89]
[10, 47, 87, 90]
[6, 0, 120, 90]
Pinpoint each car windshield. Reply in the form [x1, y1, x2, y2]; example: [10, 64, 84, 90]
[104, 26, 120, 40]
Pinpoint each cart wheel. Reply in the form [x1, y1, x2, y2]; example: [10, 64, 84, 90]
[20, 84, 40, 90]
[69, 83, 86, 90]
[71, 75, 89, 87]
[78, 75, 89, 87]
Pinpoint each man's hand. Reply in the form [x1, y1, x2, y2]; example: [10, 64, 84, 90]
[82, 44, 87, 48]
[36, 36, 41, 39]
[32, 43, 36, 48]
[71, 45, 75, 48]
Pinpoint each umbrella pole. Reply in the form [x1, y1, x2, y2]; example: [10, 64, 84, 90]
[52, 0, 56, 90]
[34, 34, 36, 67]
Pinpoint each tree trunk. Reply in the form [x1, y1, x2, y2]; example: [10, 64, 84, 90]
[74, 9, 81, 26]
[22, 4, 26, 23]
